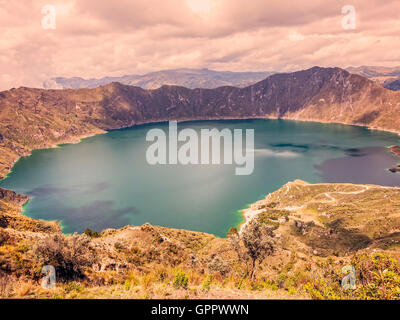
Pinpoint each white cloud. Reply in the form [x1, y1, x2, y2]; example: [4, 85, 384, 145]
[0, 0, 399, 90]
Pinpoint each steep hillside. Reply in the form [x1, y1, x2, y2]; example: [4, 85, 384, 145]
[1, 66, 400, 179]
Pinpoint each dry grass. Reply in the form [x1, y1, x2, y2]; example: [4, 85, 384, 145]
[2, 180, 400, 299]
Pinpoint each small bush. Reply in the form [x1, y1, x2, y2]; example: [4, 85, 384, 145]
[156, 269, 168, 282]
[202, 276, 212, 292]
[114, 241, 125, 250]
[207, 255, 230, 277]
[173, 270, 188, 289]
[236, 277, 245, 290]
[276, 273, 289, 289]
[83, 228, 101, 238]
[33, 234, 95, 280]
[63, 281, 83, 294]
[288, 286, 297, 295]
[124, 280, 131, 291]
[264, 279, 279, 291]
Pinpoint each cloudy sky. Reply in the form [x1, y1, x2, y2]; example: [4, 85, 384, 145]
[0, 0, 399, 90]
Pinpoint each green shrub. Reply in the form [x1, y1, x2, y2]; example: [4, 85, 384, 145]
[83, 228, 101, 238]
[236, 278, 245, 290]
[276, 273, 289, 288]
[288, 286, 297, 295]
[124, 280, 131, 291]
[173, 270, 188, 289]
[207, 255, 230, 276]
[156, 269, 168, 282]
[202, 276, 212, 292]
[264, 279, 279, 291]
[63, 281, 83, 293]
[250, 281, 263, 291]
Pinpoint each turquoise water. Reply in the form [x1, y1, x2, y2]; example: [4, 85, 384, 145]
[1, 119, 400, 237]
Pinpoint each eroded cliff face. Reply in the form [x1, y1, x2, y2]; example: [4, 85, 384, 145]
[1, 66, 400, 178]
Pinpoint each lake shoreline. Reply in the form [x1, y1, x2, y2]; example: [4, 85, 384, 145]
[2, 115, 400, 183]
[2, 116, 400, 237]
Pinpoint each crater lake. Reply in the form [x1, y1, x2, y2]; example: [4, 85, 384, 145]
[1, 119, 400, 237]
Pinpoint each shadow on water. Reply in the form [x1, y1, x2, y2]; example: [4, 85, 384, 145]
[44, 200, 140, 234]
[315, 146, 400, 186]
[27, 182, 110, 197]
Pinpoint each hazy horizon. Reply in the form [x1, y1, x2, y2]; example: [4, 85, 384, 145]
[1, 0, 399, 90]
[47, 64, 400, 80]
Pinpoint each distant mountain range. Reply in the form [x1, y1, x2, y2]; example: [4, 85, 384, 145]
[346, 66, 400, 91]
[2, 66, 400, 180]
[44, 66, 400, 92]
[43, 68, 273, 90]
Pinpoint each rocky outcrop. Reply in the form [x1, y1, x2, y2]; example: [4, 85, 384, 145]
[0, 187, 59, 233]
[0, 188, 29, 206]
[384, 79, 400, 91]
